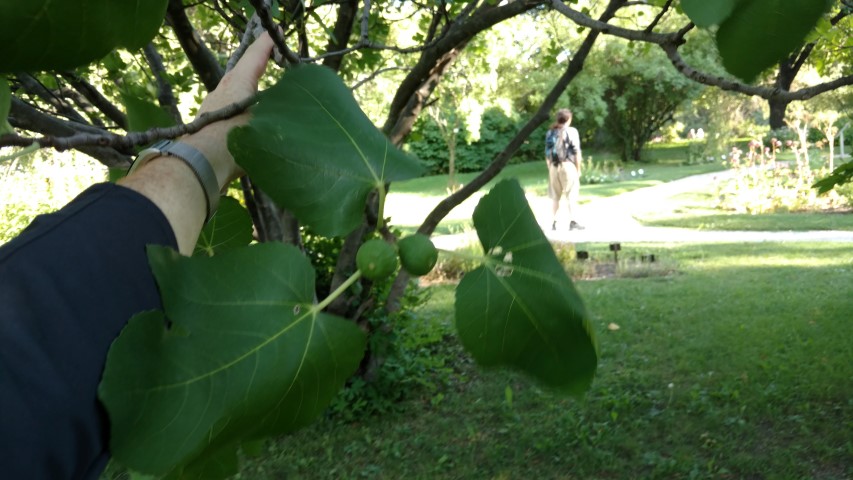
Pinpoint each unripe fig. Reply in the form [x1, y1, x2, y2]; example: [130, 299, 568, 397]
[397, 233, 438, 276]
[356, 238, 398, 280]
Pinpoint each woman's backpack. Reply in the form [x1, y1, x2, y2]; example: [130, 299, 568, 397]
[545, 127, 577, 167]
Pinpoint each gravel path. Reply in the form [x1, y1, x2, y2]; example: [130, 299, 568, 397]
[431, 170, 853, 250]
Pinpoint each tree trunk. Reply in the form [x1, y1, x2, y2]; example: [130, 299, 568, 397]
[631, 141, 643, 162]
[769, 60, 797, 130]
[322, 0, 358, 71]
[768, 97, 791, 131]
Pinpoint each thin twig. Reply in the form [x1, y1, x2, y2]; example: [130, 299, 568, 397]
[350, 66, 412, 90]
[60, 72, 128, 129]
[143, 43, 184, 124]
[644, 0, 674, 33]
[247, 0, 300, 65]
[0, 96, 255, 152]
[226, 14, 262, 72]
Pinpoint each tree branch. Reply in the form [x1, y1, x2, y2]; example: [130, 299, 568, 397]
[60, 72, 128, 130]
[56, 87, 106, 128]
[247, 0, 300, 65]
[382, 0, 550, 142]
[211, 0, 249, 33]
[554, 1, 853, 105]
[790, 8, 850, 77]
[424, 2, 445, 43]
[166, 0, 225, 91]
[16, 74, 90, 126]
[226, 14, 263, 72]
[143, 43, 184, 124]
[660, 42, 853, 102]
[6, 98, 131, 168]
[551, 0, 679, 44]
[351, 66, 413, 90]
[322, 0, 359, 71]
[2, 96, 254, 157]
[282, 0, 309, 57]
[645, 0, 674, 32]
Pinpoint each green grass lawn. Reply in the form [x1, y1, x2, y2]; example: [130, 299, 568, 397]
[387, 148, 726, 236]
[643, 209, 853, 231]
[635, 188, 853, 232]
[390, 156, 724, 200]
[388, 143, 853, 235]
[241, 242, 853, 480]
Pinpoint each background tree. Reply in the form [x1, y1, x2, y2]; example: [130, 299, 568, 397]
[767, 3, 853, 129]
[598, 41, 701, 161]
[426, 86, 464, 192]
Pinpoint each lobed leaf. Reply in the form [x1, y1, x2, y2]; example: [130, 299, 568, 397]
[717, 0, 833, 82]
[99, 243, 366, 476]
[682, 0, 834, 82]
[813, 161, 853, 194]
[681, 0, 737, 28]
[455, 179, 598, 394]
[123, 93, 177, 132]
[0, 1, 168, 73]
[229, 64, 423, 237]
[193, 196, 254, 257]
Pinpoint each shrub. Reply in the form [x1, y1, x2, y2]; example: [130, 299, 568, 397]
[580, 157, 621, 184]
[407, 107, 542, 175]
[325, 283, 454, 421]
[421, 233, 481, 283]
[718, 148, 849, 213]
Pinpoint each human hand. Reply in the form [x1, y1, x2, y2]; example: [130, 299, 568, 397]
[182, 32, 275, 189]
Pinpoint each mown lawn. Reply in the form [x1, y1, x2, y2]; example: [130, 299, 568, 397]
[637, 190, 853, 232]
[387, 147, 726, 236]
[240, 242, 853, 480]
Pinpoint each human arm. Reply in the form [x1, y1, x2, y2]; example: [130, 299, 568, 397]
[118, 32, 275, 254]
[0, 33, 275, 480]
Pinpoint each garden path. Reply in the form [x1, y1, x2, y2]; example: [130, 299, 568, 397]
[430, 170, 853, 250]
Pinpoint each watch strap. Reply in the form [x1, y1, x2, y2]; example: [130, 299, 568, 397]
[129, 140, 220, 222]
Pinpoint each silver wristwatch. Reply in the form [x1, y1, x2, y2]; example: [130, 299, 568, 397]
[129, 140, 220, 223]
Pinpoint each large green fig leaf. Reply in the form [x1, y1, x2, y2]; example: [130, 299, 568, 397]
[0, 1, 168, 73]
[193, 196, 254, 257]
[814, 161, 853, 194]
[680, 0, 737, 28]
[455, 179, 597, 394]
[229, 64, 423, 237]
[682, 0, 833, 82]
[99, 243, 366, 476]
[123, 93, 177, 132]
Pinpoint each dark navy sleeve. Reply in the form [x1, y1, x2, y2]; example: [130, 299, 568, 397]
[0, 183, 178, 480]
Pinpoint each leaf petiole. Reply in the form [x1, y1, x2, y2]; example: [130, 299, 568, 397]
[0, 143, 40, 164]
[313, 269, 362, 313]
[376, 183, 387, 230]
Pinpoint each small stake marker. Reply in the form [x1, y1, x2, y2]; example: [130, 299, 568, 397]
[609, 243, 621, 263]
